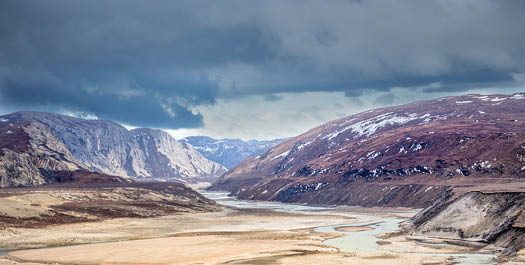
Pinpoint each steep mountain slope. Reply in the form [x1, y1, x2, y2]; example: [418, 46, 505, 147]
[404, 191, 525, 255]
[131, 129, 226, 182]
[0, 120, 85, 187]
[210, 93, 525, 207]
[180, 136, 285, 169]
[0, 111, 226, 186]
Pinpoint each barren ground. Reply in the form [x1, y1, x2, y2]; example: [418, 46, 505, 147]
[0, 200, 500, 265]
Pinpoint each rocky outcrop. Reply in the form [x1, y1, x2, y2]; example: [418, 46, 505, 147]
[404, 191, 525, 255]
[0, 121, 85, 187]
[0, 111, 226, 186]
[210, 93, 525, 207]
[180, 136, 285, 169]
[131, 129, 226, 182]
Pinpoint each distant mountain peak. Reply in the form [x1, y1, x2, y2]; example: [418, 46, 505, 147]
[180, 136, 287, 169]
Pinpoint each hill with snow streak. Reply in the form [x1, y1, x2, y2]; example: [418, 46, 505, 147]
[210, 93, 525, 207]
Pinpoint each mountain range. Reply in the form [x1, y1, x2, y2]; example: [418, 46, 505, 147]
[180, 136, 285, 169]
[0, 111, 226, 187]
[210, 93, 525, 207]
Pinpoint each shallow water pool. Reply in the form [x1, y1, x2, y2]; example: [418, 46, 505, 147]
[201, 191, 497, 265]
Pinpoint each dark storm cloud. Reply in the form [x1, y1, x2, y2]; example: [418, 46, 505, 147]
[1, 0, 524, 128]
[0, 0, 262, 128]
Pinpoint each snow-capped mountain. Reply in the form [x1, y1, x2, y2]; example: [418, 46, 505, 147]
[180, 136, 285, 169]
[210, 93, 525, 207]
[0, 111, 226, 187]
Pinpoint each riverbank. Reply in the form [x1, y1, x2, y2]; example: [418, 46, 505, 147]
[0, 208, 459, 265]
[0, 206, 347, 251]
[1, 205, 350, 264]
[0, 191, 509, 264]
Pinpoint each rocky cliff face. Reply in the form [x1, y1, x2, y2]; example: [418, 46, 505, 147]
[405, 191, 525, 255]
[131, 129, 226, 182]
[180, 136, 285, 169]
[0, 111, 226, 187]
[0, 121, 84, 187]
[210, 93, 525, 207]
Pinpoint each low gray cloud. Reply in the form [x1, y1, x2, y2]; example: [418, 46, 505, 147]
[374, 93, 400, 106]
[1, 0, 524, 129]
[263, 94, 283, 102]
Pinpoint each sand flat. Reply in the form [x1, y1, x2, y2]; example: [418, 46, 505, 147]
[1, 207, 462, 265]
[4, 233, 458, 265]
[0, 207, 350, 251]
[9, 235, 334, 264]
[1, 197, 499, 265]
[335, 226, 374, 232]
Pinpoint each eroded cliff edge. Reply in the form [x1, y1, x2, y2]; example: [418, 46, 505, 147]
[402, 191, 525, 258]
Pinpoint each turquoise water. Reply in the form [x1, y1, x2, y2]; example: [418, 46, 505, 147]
[201, 191, 497, 265]
[416, 241, 456, 247]
[202, 191, 334, 214]
[314, 215, 401, 253]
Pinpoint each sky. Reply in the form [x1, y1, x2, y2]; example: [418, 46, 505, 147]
[1, 0, 524, 140]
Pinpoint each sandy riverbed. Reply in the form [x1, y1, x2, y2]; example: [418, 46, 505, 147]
[335, 226, 374, 232]
[0, 204, 481, 265]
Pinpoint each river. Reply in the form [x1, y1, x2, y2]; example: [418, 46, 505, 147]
[0, 191, 497, 264]
[201, 191, 497, 265]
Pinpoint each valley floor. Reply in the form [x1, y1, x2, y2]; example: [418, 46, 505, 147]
[2, 196, 520, 265]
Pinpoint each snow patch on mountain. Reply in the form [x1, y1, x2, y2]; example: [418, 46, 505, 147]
[348, 113, 420, 137]
[490, 97, 507, 102]
[322, 112, 422, 141]
[271, 150, 290, 161]
[296, 139, 315, 151]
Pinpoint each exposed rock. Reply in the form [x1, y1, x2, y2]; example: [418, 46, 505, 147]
[0, 121, 84, 187]
[0, 111, 226, 186]
[180, 136, 285, 169]
[210, 93, 525, 207]
[131, 129, 227, 182]
[404, 191, 525, 255]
